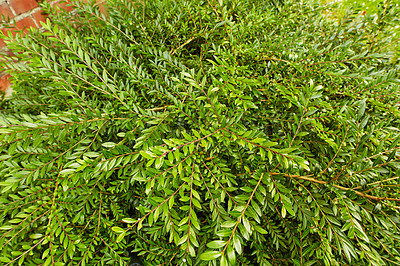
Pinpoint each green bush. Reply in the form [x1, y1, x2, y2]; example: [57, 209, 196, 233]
[319, 0, 400, 64]
[1, 0, 400, 265]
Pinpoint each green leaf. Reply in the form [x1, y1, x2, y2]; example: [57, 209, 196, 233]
[60, 169, 75, 175]
[220, 255, 229, 266]
[29, 233, 43, 239]
[227, 244, 236, 264]
[177, 234, 188, 245]
[0, 128, 12, 133]
[357, 99, 366, 120]
[84, 152, 100, 158]
[242, 216, 252, 233]
[111, 226, 124, 233]
[326, 216, 341, 226]
[221, 220, 236, 228]
[206, 240, 227, 249]
[254, 225, 268, 234]
[122, 218, 136, 223]
[0, 257, 11, 263]
[117, 132, 126, 137]
[342, 240, 356, 262]
[281, 196, 295, 216]
[260, 148, 266, 160]
[140, 150, 156, 159]
[155, 156, 164, 169]
[42, 248, 50, 259]
[281, 206, 287, 218]
[199, 251, 222, 261]
[102, 142, 116, 148]
[116, 232, 126, 243]
[268, 150, 273, 162]
[146, 158, 154, 167]
[43, 256, 52, 266]
[22, 122, 38, 128]
[233, 234, 242, 254]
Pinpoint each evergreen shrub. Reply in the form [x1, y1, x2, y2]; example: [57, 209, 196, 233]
[0, 0, 400, 265]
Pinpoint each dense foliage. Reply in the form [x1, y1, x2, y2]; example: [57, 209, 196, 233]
[1, 0, 400, 265]
[320, 0, 400, 64]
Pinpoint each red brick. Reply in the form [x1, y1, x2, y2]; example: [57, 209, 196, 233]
[95, 0, 107, 15]
[54, 0, 75, 12]
[32, 9, 48, 26]
[9, 0, 38, 15]
[15, 16, 37, 33]
[3, 49, 16, 57]
[0, 3, 14, 21]
[1, 28, 15, 47]
[0, 74, 11, 92]
[0, 29, 6, 47]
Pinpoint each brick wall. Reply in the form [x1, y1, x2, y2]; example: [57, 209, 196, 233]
[0, 0, 105, 97]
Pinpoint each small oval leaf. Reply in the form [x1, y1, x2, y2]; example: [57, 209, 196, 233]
[207, 240, 226, 249]
[199, 251, 222, 261]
